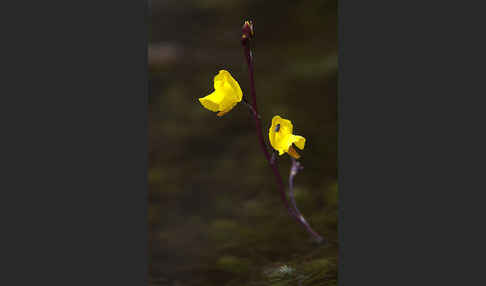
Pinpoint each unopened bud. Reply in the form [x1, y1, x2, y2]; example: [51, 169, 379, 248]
[242, 20, 254, 41]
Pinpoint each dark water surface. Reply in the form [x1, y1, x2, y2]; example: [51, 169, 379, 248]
[149, 1, 337, 285]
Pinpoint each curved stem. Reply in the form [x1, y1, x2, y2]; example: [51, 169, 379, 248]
[242, 41, 296, 218]
[241, 22, 323, 242]
[289, 158, 324, 243]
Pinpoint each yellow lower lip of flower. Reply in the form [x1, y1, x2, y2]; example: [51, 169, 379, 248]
[199, 70, 243, 116]
[199, 96, 219, 111]
[269, 115, 306, 158]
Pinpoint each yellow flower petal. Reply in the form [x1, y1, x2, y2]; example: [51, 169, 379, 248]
[219, 101, 239, 117]
[292, 135, 306, 150]
[199, 70, 243, 115]
[268, 115, 306, 158]
[214, 70, 243, 102]
[199, 90, 223, 111]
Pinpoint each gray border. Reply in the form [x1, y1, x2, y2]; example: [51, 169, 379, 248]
[339, 0, 482, 284]
[0, 0, 148, 285]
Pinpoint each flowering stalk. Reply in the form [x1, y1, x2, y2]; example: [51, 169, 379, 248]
[241, 20, 323, 243]
[241, 21, 293, 216]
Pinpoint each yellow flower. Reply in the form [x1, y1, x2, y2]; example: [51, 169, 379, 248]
[199, 70, 243, 117]
[268, 115, 306, 159]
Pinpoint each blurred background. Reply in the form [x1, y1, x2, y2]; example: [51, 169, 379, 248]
[149, 0, 337, 285]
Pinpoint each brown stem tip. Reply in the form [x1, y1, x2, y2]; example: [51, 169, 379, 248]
[241, 20, 254, 43]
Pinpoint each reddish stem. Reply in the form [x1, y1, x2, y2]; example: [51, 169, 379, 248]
[241, 21, 323, 242]
[242, 37, 296, 218]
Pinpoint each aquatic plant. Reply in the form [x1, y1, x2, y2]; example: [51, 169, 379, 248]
[198, 20, 323, 243]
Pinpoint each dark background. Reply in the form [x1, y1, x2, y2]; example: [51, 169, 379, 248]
[149, 0, 338, 285]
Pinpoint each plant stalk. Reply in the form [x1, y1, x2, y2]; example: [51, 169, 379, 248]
[241, 21, 323, 242]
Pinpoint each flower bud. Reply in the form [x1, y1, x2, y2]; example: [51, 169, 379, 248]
[241, 20, 254, 43]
